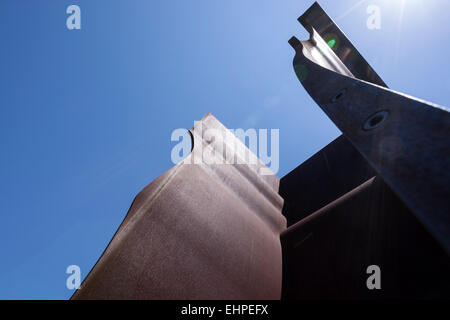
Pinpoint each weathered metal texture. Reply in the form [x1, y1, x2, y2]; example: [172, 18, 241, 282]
[72, 113, 286, 299]
[279, 135, 376, 226]
[281, 176, 450, 299]
[289, 2, 450, 251]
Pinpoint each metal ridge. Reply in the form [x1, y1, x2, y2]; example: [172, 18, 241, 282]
[72, 113, 286, 299]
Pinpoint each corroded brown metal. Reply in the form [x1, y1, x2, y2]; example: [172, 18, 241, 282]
[72, 113, 286, 300]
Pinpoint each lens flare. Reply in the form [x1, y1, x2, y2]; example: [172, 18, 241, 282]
[327, 39, 336, 49]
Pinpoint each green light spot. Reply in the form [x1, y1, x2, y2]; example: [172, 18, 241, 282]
[327, 39, 336, 49]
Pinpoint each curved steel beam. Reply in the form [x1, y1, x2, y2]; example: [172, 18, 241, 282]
[290, 2, 450, 252]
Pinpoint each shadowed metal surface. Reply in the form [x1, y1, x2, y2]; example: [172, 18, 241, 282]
[281, 176, 450, 299]
[279, 135, 376, 226]
[289, 2, 450, 252]
[72, 113, 286, 300]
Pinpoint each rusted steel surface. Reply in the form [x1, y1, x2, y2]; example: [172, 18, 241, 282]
[281, 176, 450, 299]
[72, 113, 286, 299]
[289, 2, 450, 251]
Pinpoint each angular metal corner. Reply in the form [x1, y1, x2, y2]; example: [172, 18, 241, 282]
[290, 3, 450, 252]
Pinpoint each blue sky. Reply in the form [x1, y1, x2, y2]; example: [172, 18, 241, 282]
[0, 0, 449, 299]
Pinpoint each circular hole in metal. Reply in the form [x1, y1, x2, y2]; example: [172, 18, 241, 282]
[331, 88, 347, 103]
[363, 110, 389, 131]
